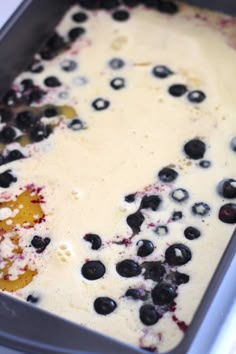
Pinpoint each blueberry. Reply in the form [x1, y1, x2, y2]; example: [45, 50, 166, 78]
[184, 139, 206, 160]
[44, 107, 58, 118]
[0, 155, 5, 165]
[30, 124, 52, 142]
[125, 288, 148, 300]
[218, 203, 236, 224]
[110, 78, 125, 90]
[171, 188, 189, 202]
[217, 179, 236, 199]
[78, 0, 100, 9]
[139, 304, 160, 326]
[192, 202, 210, 216]
[6, 150, 25, 163]
[112, 10, 130, 21]
[152, 283, 176, 305]
[68, 119, 84, 131]
[156, 1, 179, 14]
[26, 295, 39, 304]
[116, 259, 141, 278]
[29, 61, 44, 73]
[174, 271, 190, 285]
[45, 32, 65, 52]
[31, 236, 51, 254]
[230, 137, 236, 152]
[0, 108, 14, 123]
[199, 160, 211, 168]
[125, 193, 136, 202]
[94, 297, 117, 315]
[126, 211, 145, 234]
[123, 0, 142, 6]
[171, 211, 183, 221]
[187, 90, 206, 103]
[0, 126, 16, 144]
[154, 225, 168, 236]
[101, 0, 120, 9]
[0, 170, 17, 188]
[165, 243, 192, 266]
[60, 59, 78, 72]
[92, 98, 110, 111]
[137, 240, 154, 257]
[168, 84, 188, 97]
[81, 261, 106, 280]
[2, 89, 21, 107]
[21, 79, 34, 91]
[68, 27, 86, 41]
[84, 233, 102, 250]
[27, 88, 45, 104]
[16, 111, 38, 130]
[141, 261, 165, 281]
[184, 226, 201, 240]
[72, 12, 88, 23]
[108, 58, 125, 70]
[44, 76, 61, 88]
[143, 0, 157, 7]
[140, 195, 161, 211]
[152, 65, 173, 79]
[158, 167, 178, 183]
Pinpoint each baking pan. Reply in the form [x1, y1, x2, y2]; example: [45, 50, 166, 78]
[0, 1, 236, 354]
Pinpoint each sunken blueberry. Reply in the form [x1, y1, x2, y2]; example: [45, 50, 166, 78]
[60, 59, 78, 72]
[154, 225, 168, 236]
[16, 111, 38, 129]
[44, 76, 61, 87]
[29, 62, 44, 73]
[45, 32, 65, 52]
[126, 211, 144, 234]
[0, 126, 16, 144]
[44, 107, 58, 118]
[141, 261, 165, 282]
[171, 188, 189, 202]
[27, 88, 45, 104]
[72, 12, 88, 23]
[81, 261, 106, 280]
[101, 0, 120, 9]
[192, 202, 210, 216]
[21, 79, 34, 91]
[218, 203, 236, 224]
[6, 150, 25, 163]
[157, 1, 179, 14]
[152, 283, 176, 305]
[140, 195, 161, 211]
[78, 0, 100, 9]
[31, 236, 51, 254]
[184, 226, 201, 240]
[139, 304, 160, 326]
[137, 240, 154, 257]
[217, 179, 236, 199]
[92, 98, 110, 111]
[0, 108, 14, 123]
[230, 137, 236, 152]
[125, 288, 148, 300]
[84, 233, 102, 250]
[168, 84, 187, 97]
[187, 90, 206, 103]
[30, 124, 52, 142]
[68, 119, 84, 131]
[184, 139, 206, 160]
[26, 295, 39, 304]
[199, 160, 211, 168]
[108, 58, 125, 70]
[112, 9, 130, 21]
[152, 65, 173, 79]
[110, 78, 125, 90]
[116, 259, 141, 278]
[174, 271, 190, 285]
[125, 193, 136, 203]
[2, 89, 21, 107]
[143, 0, 157, 7]
[158, 167, 178, 183]
[68, 27, 86, 41]
[165, 243, 192, 266]
[171, 211, 183, 221]
[123, 0, 142, 6]
[0, 170, 17, 188]
[94, 297, 117, 315]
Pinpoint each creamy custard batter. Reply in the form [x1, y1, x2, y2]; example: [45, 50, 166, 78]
[0, 1, 236, 352]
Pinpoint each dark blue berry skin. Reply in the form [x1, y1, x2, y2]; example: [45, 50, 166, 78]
[168, 84, 187, 97]
[31, 236, 51, 254]
[137, 240, 154, 257]
[29, 62, 44, 73]
[158, 167, 178, 183]
[68, 119, 84, 131]
[125, 193, 136, 203]
[126, 211, 144, 234]
[171, 211, 183, 221]
[84, 233, 102, 250]
[0, 126, 16, 144]
[140, 195, 161, 211]
[27, 295, 39, 304]
[16, 111, 38, 130]
[141, 261, 165, 282]
[112, 10, 130, 21]
[139, 304, 160, 326]
[68, 27, 86, 41]
[116, 259, 141, 278]
[123, 0, 142, 6]
[230, 137, 236, 152]
[44, 76, 61, 87]
[92, 98, 110, 111]
[184, 226, 201, 240]
[44, 107, 58, 118]
[6, 150, 25, 163]
[30, 124, 52, 143]
[152, 283, 177, 305]
[187, 90, 206, 103]
[2, 89, 21, 107]
[21, 79, 34, 91]
[94, 297, 117, 315]
[165, 244, 192, 266]
[171, 188, 189, 202]
[60, 59, 78, 72]
[125, 288, 148, 300]
[0, 108, 14, 123]
[0, 170, 17, 188]
[199, 160, 211, 168]
[184, 139, 206, 160]
[154, 225, 168, 236]
[219, 204, 236, 224]
[81, 261, 106, 280]
[110, 78, 125, 90]
[217, 179, 236, 199]
[108, 58, 125, 70]
[192, 202, 210, 216]
[78, 0, 100, 9]
[152, 65, 173, 79]
[174, 272, 190, 285]
[72, 12, 88, 23]
[156, 1, 179, 14]
[101, 0, 120, 9]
